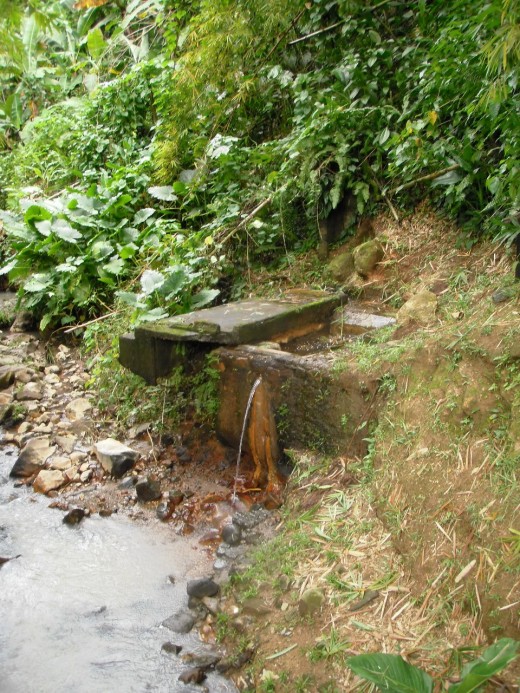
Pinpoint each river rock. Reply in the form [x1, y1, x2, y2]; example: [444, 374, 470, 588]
[16, 382, 43, 401]
[222, 523, 242, 546]
[397, 289, 438, 325]
[298, 588, 325, 615]
[94, 438, 139, 478]
[135, 478, 162, 502]
[10, 437, 57, 477]
[178, 667, 207, 685]
[327, 251, 355, 282]
[33, 469, 66, 494]
[49, 456, 71, 471]
[65, 397, 92, 421]
[55, 434, 77, 454]
[162, 610, 196, 634]
[242, 597, 271, 616]
[63, 508, 86, 525]
[156, 500, 174, 521]
[0, 365, 23, 390]
[187, 578, 220, 599]
[353, 239, 384, 276]
[161, 642, 183, 655]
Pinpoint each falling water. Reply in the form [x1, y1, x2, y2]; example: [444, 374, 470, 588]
[232, 376, 262, 502]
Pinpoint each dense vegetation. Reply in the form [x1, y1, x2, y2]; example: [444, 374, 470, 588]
[0, 0, 518, 330]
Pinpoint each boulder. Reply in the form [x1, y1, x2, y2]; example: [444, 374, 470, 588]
[162, 610, 196, 634]
[327, 251, 355, 283]
[10, 437, 56, 478]
[352, 239, 384, 276]
[94, 438, 139, 478]
[0, 365, 23, 390]
[49, 456, 72, 471]
[397, 289, 438, 325]
[33, 469, 66, 494]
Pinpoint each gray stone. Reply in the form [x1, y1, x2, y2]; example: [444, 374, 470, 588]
[94, 438, 139, 478]
[352, 239, 384, 276]
[222, 523, 242, 546]
[186, 578, 220, 599]
[16, 383, 43, 401]
[397, 289, 438, 325]
[65, 397, 92, 421]
[55, 435, 77, 454]
[162, 610, 196, 634]
[49, 456, 72, 471]
[10, 311, 34, 332]
[178, 668, 206, 685]
[135, 478, 162, 502]
[0, 365, 23, 390]
[10, 437, 56, 478]
[332, 309, 396, 335]
[327, 252, 355, 282]
[298, 588, 325, 616]
[33, 469, 66, 494]
[232, 508, 270, 530]
[162, 642, 182, 655]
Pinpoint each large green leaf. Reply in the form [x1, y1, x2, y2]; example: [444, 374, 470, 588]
[86, 28, 105, 61]
[347, 654, 434, 693]
[140, 269, 164, 295]
[190, 288, 220, 309]
[448, 639, 519, 693]
[147, 186, 178, 202]
[52, 219, 82, 243]
[160, 267, 189, 298]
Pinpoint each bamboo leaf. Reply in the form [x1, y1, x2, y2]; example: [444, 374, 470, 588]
[347, 654, 433, 693]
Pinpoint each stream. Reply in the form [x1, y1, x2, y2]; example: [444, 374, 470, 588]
[0, 445, 238, 693]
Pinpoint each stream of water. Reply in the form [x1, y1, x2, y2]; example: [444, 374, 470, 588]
[0, 446, 237, 693]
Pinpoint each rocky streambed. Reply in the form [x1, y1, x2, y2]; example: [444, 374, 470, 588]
[0, 325, 278, 692]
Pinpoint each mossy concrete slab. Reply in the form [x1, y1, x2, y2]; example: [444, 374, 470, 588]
[135, 291, 340, 345]
[119, 291, 340, 384]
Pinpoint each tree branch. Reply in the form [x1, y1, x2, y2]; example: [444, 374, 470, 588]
[388, 164, 461, 195]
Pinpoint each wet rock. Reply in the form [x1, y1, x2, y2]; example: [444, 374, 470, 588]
[232, 508, 270, 530]
[169, 489, 185, 506]
[135, 477, 162, 502]
[16, 369, 35, 384]
[33, 469, 66, 494]
[16, 383, 43, 401]
[216, 648, 255, 673]
[10, 437, 56, 478]
[0, 554, 21, 569]
[162, 610, 196, 634]
[161, 642, 183, 655]
[298, 588, 325, 616]
[221, 524, 242, 546]
[213, 558, 227, 571]
[187, 578, 220, 599]
[353, 239, 384, 276]
[65, 397, 92, 421]
[327, 251, 355, 283]
[63, 508, 86, 525]
[94, 438, 139, 478]
[156, 500, 174, 521]
[98, 508, 114, 517]
[178, 667, 206, 685]
[181, 652, 220, 668]
[397, 289, 437, 325]
[216, 544, 244, 560]
[69, 451, 86, 465]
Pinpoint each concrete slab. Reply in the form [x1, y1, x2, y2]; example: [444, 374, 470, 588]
[331, 308, 395, 335]
[135, 291, 340, 345]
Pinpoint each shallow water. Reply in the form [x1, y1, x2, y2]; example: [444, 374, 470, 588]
[0, 447, 237, 693]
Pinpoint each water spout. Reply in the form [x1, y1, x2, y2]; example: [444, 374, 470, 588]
[232, 376, 262, 502]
